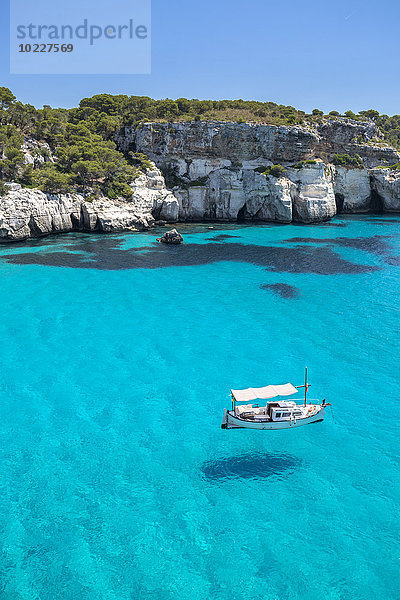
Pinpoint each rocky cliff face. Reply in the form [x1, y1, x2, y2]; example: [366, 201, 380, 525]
[0, 165, 178, 242]
[114, 119, 400, 224]
[287, 163, 337, 223]
[333, 167, 373, 213]
[3, 119, 400, 243]
[118, 119, 400, 169]
[174, 161, 337, 224]
[370, 168, 400, 212]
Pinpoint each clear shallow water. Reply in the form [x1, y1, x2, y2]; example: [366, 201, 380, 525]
[0, 216, 399, 600]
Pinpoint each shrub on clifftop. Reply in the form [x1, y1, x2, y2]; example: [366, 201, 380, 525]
[268, 164, 287, 178]
[332, 154, 363, 168]
[292, 159, 317, 169]
[255, 164, 287, 178]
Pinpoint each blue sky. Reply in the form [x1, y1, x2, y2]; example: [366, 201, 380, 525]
[2, 0, 400, 114]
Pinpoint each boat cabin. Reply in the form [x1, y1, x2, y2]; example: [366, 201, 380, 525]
[234, 400, 304, 422]
[229, 382, 311, 422]
[267, 401, 303, 421]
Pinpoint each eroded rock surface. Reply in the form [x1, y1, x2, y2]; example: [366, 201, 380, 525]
[333, 167, 372, 213]
[157, 228, 183, 244]
[0, 164, 179, 242]
[287, 163, 336, 223]
[3, 120, 400, 243]
[115, 119, 400, 223]
[118, 119, 400, 170]
[370, 168, 400, 212]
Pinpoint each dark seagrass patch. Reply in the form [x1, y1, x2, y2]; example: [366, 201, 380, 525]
[260, 283, 300, 298]
[3, 238, 380, 274]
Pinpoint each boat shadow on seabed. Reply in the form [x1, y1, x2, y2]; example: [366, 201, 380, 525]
[201, 452, 302, 481]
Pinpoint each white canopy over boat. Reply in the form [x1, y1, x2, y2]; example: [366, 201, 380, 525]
[231, 383, 298, 403]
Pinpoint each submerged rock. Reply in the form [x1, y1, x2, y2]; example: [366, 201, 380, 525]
[157, 228, 183, 244]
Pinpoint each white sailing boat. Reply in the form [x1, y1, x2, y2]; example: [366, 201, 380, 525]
[221, 368, 330, 430]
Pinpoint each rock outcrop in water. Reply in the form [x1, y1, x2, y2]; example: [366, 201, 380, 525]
[115, 119, 400, 224]
[0, 166, 178, 242]
[157, 228, 183, 244]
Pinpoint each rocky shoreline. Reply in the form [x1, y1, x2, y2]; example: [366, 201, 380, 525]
[0, 167, 178, 243]
[1, 119, 400, 243]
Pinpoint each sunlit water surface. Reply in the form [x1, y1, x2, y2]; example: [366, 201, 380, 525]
[0, 216, 399, 600]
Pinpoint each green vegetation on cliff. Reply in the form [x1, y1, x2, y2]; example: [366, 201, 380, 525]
[255, 164, 287, 178]
[332, 154, 364, 168]
[292, 159, 317, 169]
[0, 88, 145, 198]
[0, 86, 400, 195]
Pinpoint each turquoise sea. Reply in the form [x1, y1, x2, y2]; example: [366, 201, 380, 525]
[0, 216, 399, 600]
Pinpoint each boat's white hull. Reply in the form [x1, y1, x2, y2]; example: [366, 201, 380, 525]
[222, 406, 325, 430]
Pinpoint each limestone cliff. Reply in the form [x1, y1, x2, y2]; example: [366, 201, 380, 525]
[0, 165, 178, 242]
[3, 119, 400, 242]
[115, 119, 400, 224]
[286, 163, 337, 223]
[117, 119, 399, 169]
[370, 168, 400, 212]
[333, 167, 373, 213]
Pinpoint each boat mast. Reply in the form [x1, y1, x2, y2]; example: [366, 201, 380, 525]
[304, 366, 308, 406]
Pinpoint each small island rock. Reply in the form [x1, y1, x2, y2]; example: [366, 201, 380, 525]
[157, 228, 183, 244]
